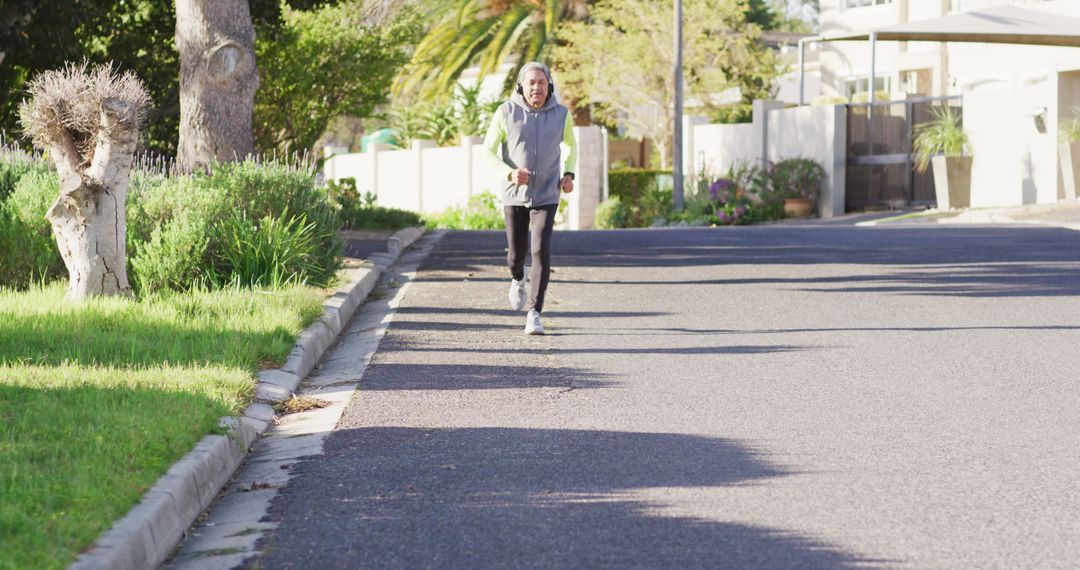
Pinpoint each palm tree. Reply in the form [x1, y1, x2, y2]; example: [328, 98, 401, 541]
[394, 0, 586, 101]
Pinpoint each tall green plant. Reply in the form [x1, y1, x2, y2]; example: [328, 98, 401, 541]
[423, 100, 460, 146]
[385, 83, 500, 147]
[1059, 107, 1080, 146]
[913, 105, 970, 173]
[217, 209, 321, 289]
[456, 84, 501, 138]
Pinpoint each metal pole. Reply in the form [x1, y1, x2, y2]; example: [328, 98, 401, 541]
[673, 0, 684, 211]
[869, 31, 877, 153]
[869, 32, 877, 108]
[798, 38, 806, 106]
[601, 126, 610, 201]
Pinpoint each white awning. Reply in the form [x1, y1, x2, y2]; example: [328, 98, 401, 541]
[797, 5, 1080, 105]
[818, 5, 1080, 48]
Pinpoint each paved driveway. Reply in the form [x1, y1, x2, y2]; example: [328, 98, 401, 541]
[252, 225, 1080, 569]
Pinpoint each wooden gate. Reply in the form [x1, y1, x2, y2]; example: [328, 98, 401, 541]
[845, 96, 962, 211]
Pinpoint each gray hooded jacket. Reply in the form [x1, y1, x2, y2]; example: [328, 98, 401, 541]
[482, 62, 577, 208]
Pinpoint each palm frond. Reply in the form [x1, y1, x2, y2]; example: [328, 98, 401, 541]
[478, 6, 531, 77]
[545, 0, 561, 36]
[397, 0, 575, 101]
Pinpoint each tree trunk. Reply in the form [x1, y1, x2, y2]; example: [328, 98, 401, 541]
[655, 136, 670, 169]
[44, 98, 140, 299]
[175, 0, 258, 172]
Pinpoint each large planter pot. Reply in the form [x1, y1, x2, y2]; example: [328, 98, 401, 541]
[783, 197, 814, 218]
[1059, 142, 1080, 201]
[930, 155, 972, 210]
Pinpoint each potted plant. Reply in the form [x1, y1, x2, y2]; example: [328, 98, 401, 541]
[913, 105, 972, 210]
[770, 158, 825, 217]
[1058, 108, 1080, 201]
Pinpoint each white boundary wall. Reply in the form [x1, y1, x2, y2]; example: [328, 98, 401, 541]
[964, 74, 1080, 207]
[686, 101, 848, 218]
[324, 127, 604, 229]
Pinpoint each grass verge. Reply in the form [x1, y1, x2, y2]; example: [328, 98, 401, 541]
[0, 283, 324, 570]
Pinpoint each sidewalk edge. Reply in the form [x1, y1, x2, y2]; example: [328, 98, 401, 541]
[69, 226, 427, 570]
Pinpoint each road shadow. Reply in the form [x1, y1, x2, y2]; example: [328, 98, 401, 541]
[394, 306, 673, 319]
[358, 363, 611, 390]
[417, 228, 1080, 299]
[558, 324, 1080, 337]
[253, 427, 890, 569]
[391, 344, 813, 357]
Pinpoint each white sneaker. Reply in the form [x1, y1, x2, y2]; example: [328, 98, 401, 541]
[524, 310, 544, 335]
[508, 278, 527, 311]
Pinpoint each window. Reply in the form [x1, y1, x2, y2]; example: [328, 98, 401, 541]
[900, 69, 932, 96]
[844, 0, 893, 8]
[844, 75, 891, 99]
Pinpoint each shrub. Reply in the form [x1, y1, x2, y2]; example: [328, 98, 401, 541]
[425, 191, 504, 230]
[594, 186, 674, 229]
[196, 160, 342, 288]
[770, 158, 825, 200]
[596, 168, 677, 228]
[128, 158, 342, 292]
[0, 146, 47, 201]
[594, 195, 630, 229]
[127, 171, 222, 291]
[328, 177, 422, 230]
[0, 169, 65, 288]
[812, 95, 848, 106]
[0, 154, 345, 292]
[849, 90, 891, 104]
[686, 160, 799, 226]
[6, 167, 57, 228]
[709, 104, 753, 124]
[608, 168, 671, 203]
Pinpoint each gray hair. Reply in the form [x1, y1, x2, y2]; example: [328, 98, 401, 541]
[516, 62, 554, 94]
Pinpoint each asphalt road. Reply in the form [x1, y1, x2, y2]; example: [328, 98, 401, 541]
[251, 225, 1080, 569]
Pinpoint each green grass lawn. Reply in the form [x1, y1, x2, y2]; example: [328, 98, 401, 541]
[0, 284, 324, 570]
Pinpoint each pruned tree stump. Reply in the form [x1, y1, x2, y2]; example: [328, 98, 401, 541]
[19, 64, 150, 300]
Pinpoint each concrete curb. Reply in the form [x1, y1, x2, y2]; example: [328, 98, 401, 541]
[69, 226, 428, 570]
[856, 209, 1080, 231]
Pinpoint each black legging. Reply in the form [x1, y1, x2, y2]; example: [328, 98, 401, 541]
[504, 204, 557, 313]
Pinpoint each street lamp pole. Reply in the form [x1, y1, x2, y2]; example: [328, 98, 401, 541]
[673, 0, 684, 211]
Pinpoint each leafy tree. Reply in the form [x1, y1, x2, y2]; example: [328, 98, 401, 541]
[552, 0, 781, 167]
[254, 0, 422, 155]
[0, 0, 342, 156]
[394, 0, 588, 102]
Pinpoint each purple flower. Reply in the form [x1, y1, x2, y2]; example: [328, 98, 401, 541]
[709, 178, 732, 201]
